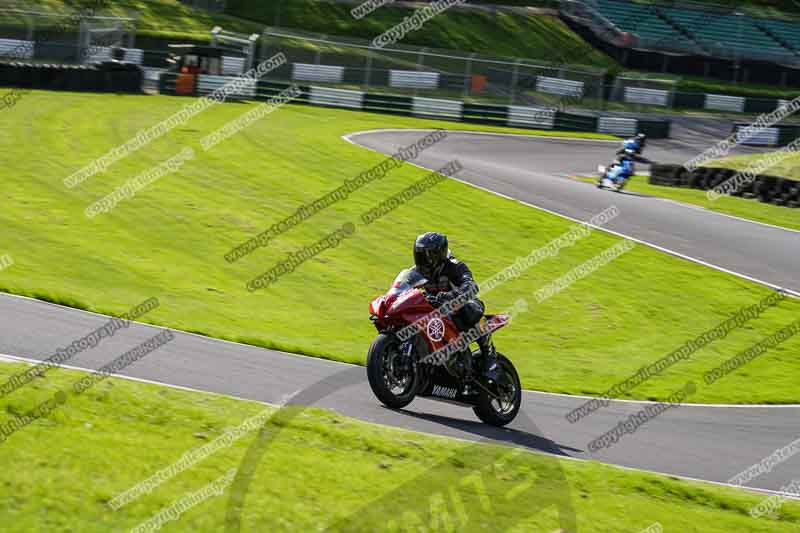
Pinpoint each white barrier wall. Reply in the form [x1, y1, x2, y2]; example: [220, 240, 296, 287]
[292, 63, 345, 83]
[507, 105, 556, 129]
[705, 94, 745, 113]
[159, 73, 671, 139]
[222, 56, 246, 76]
[624, 87, 669, 107]
[85, 47, 144, 64]
[389, 70, 439, 89]
[142, 67, 165, 82]
[597, 117, 638, 136]
[0, 39, 33, 60]
[412, 97, 462, 119]
[309, 86, 363, 109]
[536, 76, 584, 97]
[196, 75, 257, 98]
[735, 125, 779, 146]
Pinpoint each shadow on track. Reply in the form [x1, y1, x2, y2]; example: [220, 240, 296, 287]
[387, 405, 583, 456]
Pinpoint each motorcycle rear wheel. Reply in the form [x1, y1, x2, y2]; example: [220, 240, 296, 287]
[366, 333, 418, 409]
[473, 354, 521, 427]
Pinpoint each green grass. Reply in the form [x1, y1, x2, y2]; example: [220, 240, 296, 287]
[227, 0, 616, 69]
[0, 359, 798, 532]
[706, 151, 800, 182]
[572, 174, 800, 231]
[4, 0, 265, 40]
[1, 90, 799, 405]
[676, 76, 800, 100]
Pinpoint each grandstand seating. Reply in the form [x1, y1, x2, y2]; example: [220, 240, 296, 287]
[590, 0, 800, 64]
[663, 8, 791, 60]
[759, 18, 800, 51]
[594, 0, 687, 47]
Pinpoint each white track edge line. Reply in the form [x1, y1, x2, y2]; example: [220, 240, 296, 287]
[345, 127, 621, 144]
[526, 389, 800, 408]
[0, 352, 270, 406]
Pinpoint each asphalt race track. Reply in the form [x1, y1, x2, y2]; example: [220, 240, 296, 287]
[347, 129, 800, 295]
[1, 293, 799, 495]
[1, 128, 799, 497]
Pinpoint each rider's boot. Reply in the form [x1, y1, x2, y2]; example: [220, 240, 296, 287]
[477, 333, 499, 382]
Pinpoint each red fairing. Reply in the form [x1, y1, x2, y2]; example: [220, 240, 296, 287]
[370, 287, 460, 352]
[369, 295, 386, 317]
[485, 314, 510, 333]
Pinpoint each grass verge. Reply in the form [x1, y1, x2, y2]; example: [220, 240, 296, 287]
[0, 90, 798, 404]
[705, 151, 800, 182]
[0, 360, 797, 532]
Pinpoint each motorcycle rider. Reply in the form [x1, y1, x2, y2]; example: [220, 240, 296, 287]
[616, 132, 650, 163]
[606, 153, 635, 187]
[412, 232, 499, 381]
[617, 132, 646, 156]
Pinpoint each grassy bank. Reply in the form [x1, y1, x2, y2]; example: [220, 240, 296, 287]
[0, 360, 797, 532]
[6, 0, 615, 69]
[0, 90, 798, 404]
[706, 150, 800, 182]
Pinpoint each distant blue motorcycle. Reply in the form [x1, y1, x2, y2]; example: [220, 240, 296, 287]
[597, 154, 635, 192]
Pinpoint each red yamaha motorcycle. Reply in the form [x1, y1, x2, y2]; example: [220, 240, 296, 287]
[366, 269, 521, 426]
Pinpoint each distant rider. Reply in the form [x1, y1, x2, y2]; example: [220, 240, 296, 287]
[616, 133, 650, 163]
[412, 232, 499, 381]
[606, 154, 635, 186]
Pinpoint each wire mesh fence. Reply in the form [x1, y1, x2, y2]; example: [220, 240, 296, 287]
[257, 27, 608, 107]
[0, 8, 136, 64]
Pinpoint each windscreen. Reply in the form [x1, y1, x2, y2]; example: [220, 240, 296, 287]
[388, 268, 427, 295]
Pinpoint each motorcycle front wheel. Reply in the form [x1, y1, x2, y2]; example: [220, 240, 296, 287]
[473, 354, 522, 427]
[366, 333, 418, 409]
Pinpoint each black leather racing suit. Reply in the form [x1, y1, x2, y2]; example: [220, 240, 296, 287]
[411, 256, 495, 363]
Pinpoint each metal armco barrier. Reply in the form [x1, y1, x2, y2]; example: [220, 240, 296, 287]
[705, 94, 746, 113]
[222, 56, 246, 76]
[734, 126, 780, 146]
[624, 87, 669, 107]
[309, 86, 363, 109]
[461, 102, 509, 125]
[291, 63, 344, 83]
[598, 116, 638, 136]
[734, 123, 800, 146]
[507, 105, 556, 129]
[0, 38, 33, 60]
[389, 70, 440, 89]
[86, 47, 144, 65]
[536, 75, 584, 97]
[196, 75, 256, 98]
[363, 93, 413, 114]
[413, 97, 462, 119]
[157, 73, 671, 138]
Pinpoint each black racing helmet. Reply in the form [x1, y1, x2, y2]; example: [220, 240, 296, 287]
[414, 232, 448, 279]
[636, 132, 647, 144]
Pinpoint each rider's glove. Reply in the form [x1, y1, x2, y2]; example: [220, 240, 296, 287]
[426, 292, 447, 308]
[427, 291, 456, 309]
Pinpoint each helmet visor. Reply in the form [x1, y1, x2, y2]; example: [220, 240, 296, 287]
[414, 248, 437, 277]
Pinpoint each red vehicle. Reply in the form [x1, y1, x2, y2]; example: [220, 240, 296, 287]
[367, 268, 522, 426]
